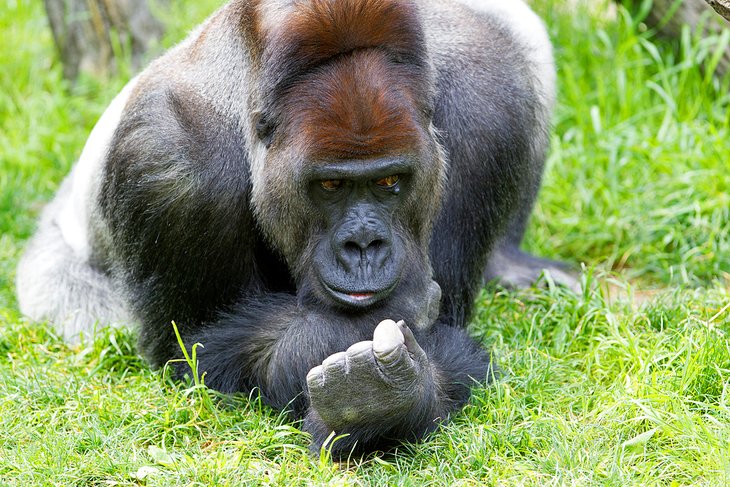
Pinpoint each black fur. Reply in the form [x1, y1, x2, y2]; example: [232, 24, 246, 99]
[181, 294, 491, 453]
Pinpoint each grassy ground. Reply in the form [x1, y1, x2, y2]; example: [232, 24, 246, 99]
[1, 0, 729, 485]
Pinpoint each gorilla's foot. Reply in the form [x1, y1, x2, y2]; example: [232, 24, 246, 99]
[306, 319, 432, 432]
[485, 247, 581, 293]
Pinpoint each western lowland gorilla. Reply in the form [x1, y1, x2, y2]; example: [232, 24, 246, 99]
[17, 0, 576, 455]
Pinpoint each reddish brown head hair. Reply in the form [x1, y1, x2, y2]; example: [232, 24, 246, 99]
[283, 51, 427, 159]
[255, 0, 433, 160]
[264, 0, 427, 69]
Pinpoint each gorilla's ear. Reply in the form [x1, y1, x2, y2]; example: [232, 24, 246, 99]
[254, 112, 276, 148]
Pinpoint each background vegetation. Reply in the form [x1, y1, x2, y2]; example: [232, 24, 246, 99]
[0, 0, 728, 485]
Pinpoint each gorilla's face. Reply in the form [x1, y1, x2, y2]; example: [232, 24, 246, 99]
[251, 40, 445, 313]
[305, 157, 415, 309]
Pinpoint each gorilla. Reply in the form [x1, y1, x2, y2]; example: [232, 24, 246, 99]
[16, 0, 575, 455]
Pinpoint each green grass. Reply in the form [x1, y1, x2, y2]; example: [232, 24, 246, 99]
[1, 0, 729, 485]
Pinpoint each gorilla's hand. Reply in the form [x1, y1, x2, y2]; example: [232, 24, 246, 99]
[306, 319, 434, 435]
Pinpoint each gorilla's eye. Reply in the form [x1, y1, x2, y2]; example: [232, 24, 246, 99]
[374, 175, 400, 188]
[320, 179, 344, 191]
[255, 114, 275, 148]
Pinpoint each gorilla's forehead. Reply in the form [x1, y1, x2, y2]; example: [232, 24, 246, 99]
[280, 51, 429, 161]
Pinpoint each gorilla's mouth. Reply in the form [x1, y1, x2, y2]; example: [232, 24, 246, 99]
[321, 281, 398, 308]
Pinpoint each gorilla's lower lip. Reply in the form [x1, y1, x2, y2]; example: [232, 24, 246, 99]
[322, 283, 395, 308]
[349, 292, 374, 300]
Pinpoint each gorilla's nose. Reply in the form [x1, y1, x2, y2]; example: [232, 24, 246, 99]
[334, 219, 392, 272]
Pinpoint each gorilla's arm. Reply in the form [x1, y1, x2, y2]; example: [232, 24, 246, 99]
[176, 293, 492, 455]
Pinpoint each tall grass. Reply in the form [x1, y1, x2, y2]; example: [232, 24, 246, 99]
[532, 2, 730, 286]
[0, 0, 728, 485]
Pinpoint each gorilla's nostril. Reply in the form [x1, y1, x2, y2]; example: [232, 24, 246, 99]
[344, 241, 361, 255]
